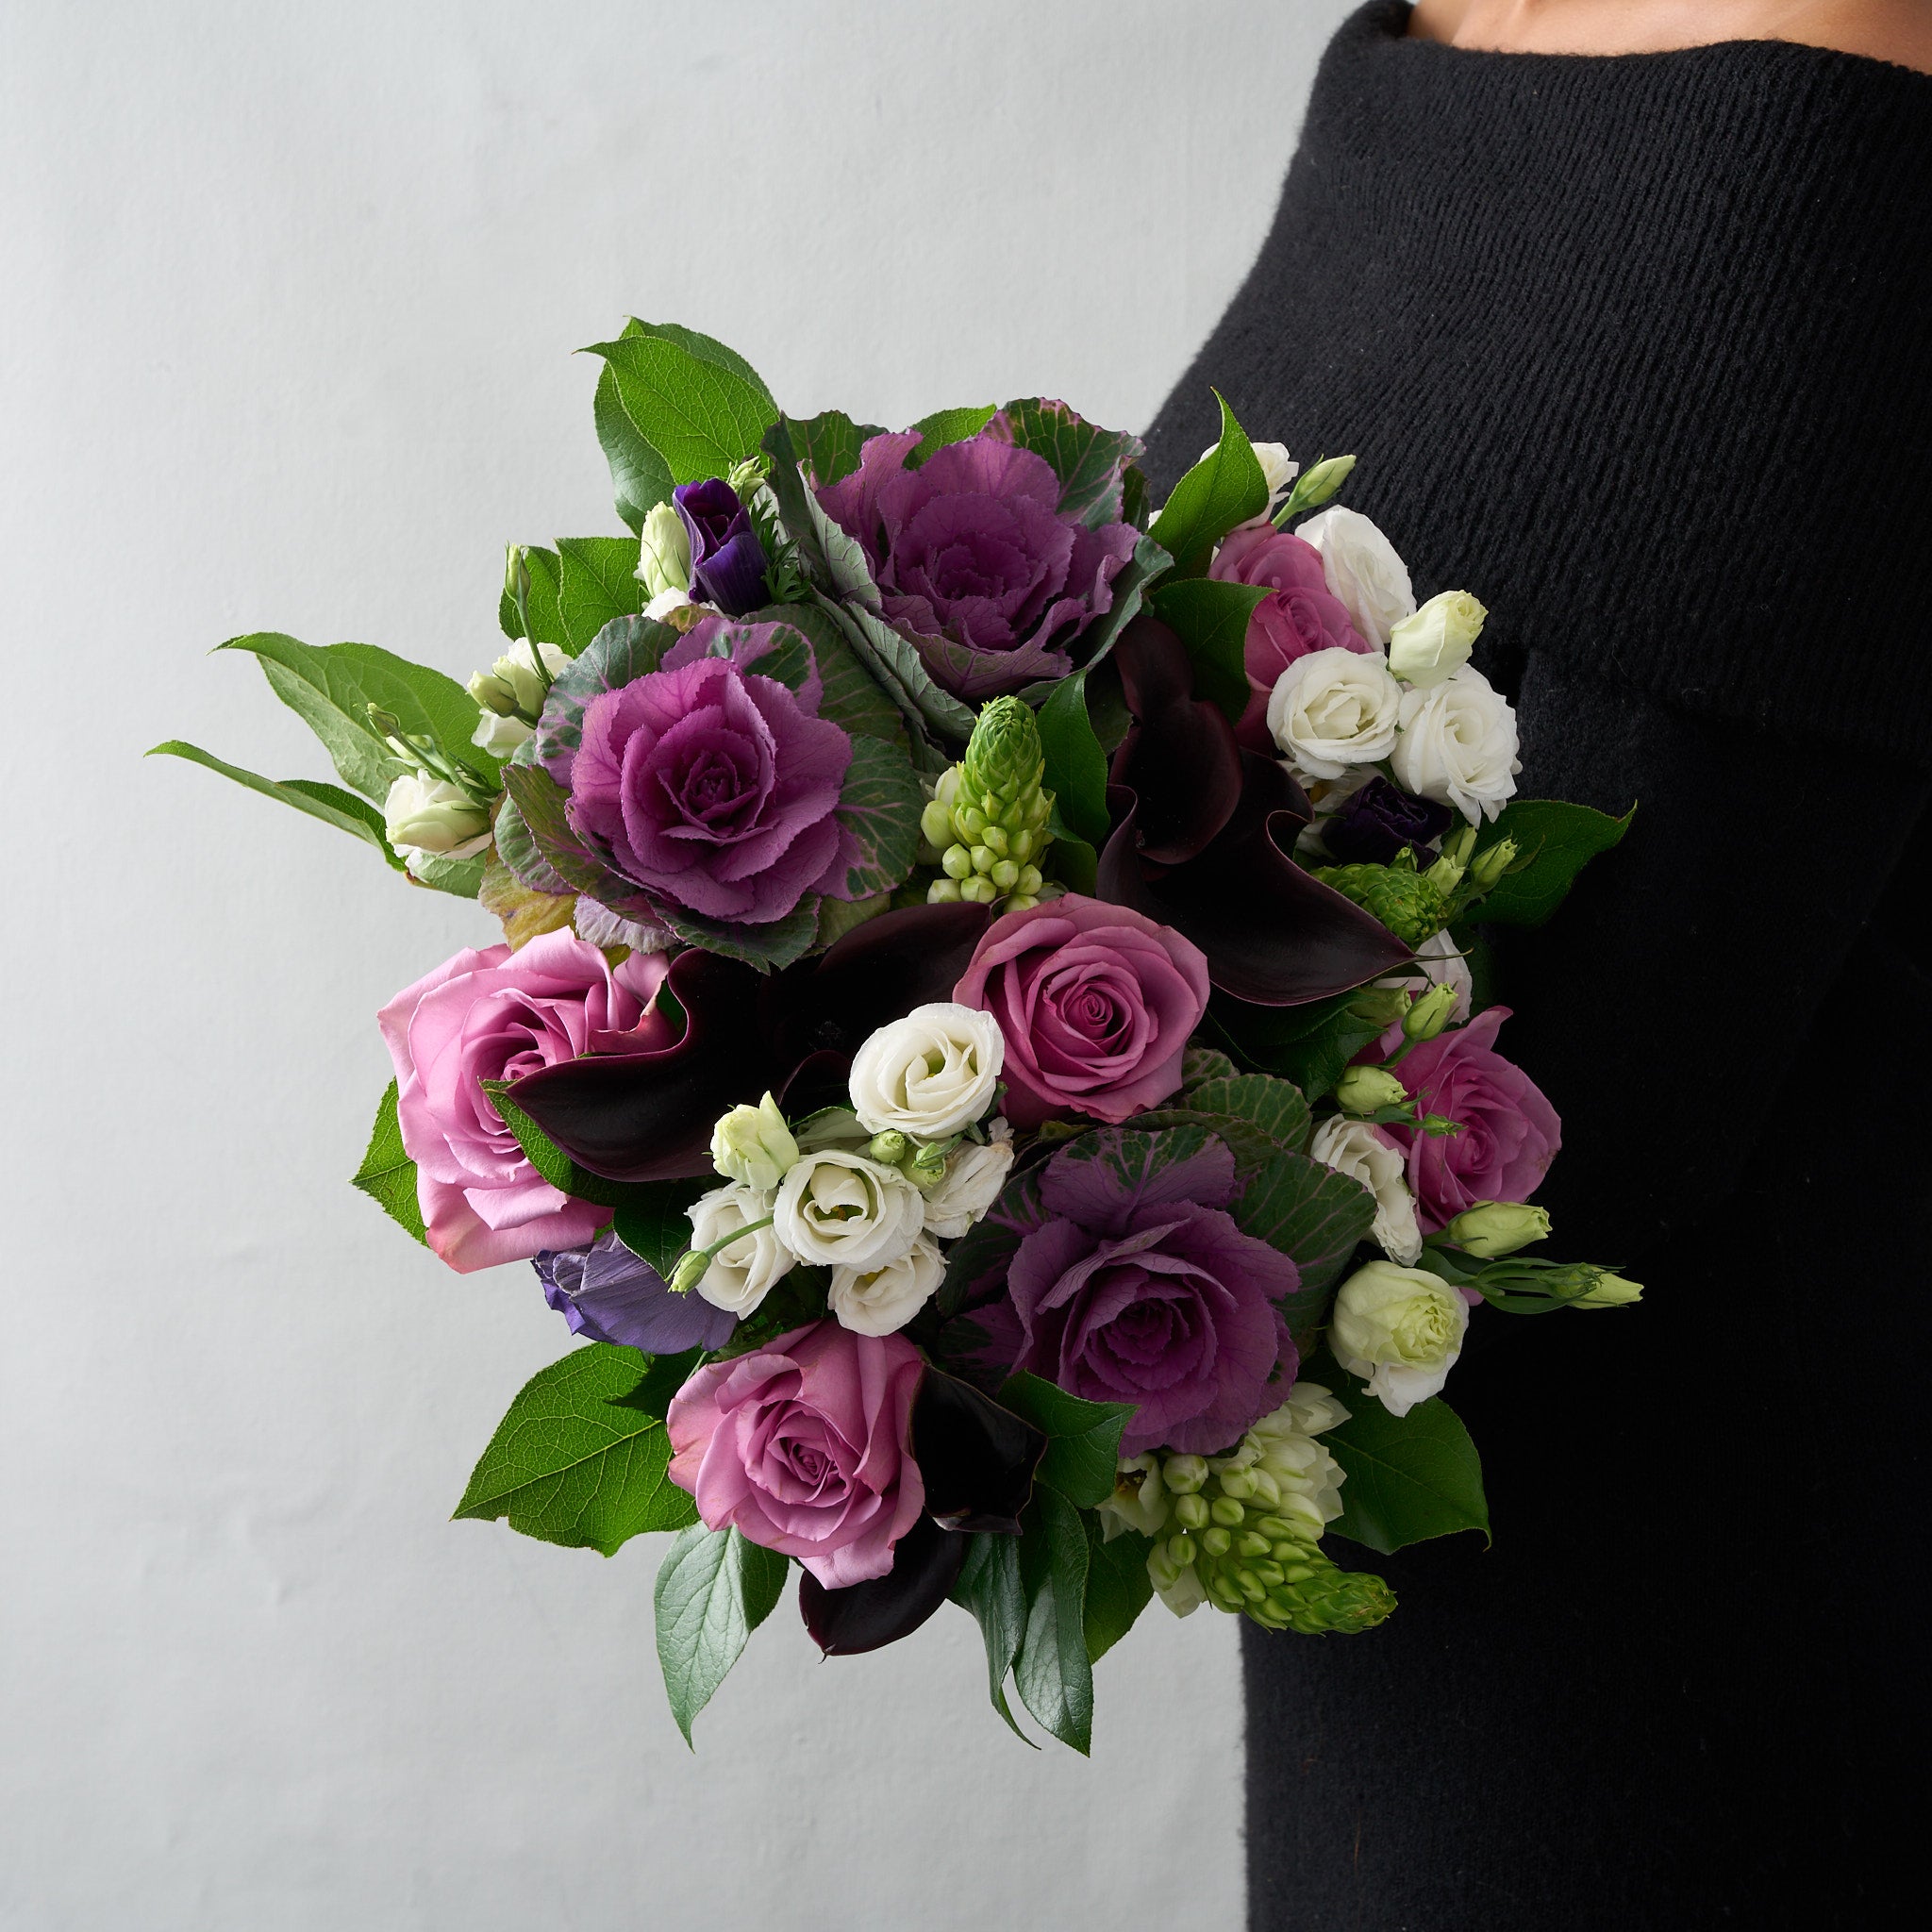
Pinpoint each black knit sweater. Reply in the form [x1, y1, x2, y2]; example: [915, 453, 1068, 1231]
[1142, 8, 1932, 1928]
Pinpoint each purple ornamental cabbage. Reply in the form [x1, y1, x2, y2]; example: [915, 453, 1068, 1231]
[535, 1230, 738, 1353]
[818, 421, 1139, 700]
[972, 1127, 1297, 1457]
[674, 478, 768, 617]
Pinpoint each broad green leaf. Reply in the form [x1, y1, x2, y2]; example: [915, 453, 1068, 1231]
[997, 1372, 1136, 1510]
[1164, 1072, 1313, 1157]
[1181, 1046, 1241, 1089]
[558, 536, 646, 653]
[1477, 798, 1634, 926]
[625, 319, 775, 400]
[453, 1342, 699, 1557]
[950, 1531, 1032, 1741]
[1063, 531, 1169, 676]
[1014, 1488, 1094, 1754]
[351, 1079, 425, 1243]
[1147, 392, 1268, 577]
[830, 733, 924, 902]
[655, 1524, 790, 1746]
[1322, 1373, 1490, 1556]
[508, 544, 569, 648]
[406, 850, 488, 900]
[1209, 991, 1388, 1101]
[997, 398, 1141, 528]
[658, 895, 822, 973]
[1232, 1147, 1376, 1308]
[1147, 576, 1269, 726]
[905, 403, 997, 468]
[147, 741, 401, 866]
[612, 1180, 712, 1279]
[816, 594, 976, 755]
[1035, 671, 1111, 849]
[592, 318, 675, 531]
[586, 326, 778, 487]
[786, 408, 884, 487]
[477, 852, 576, 949]
[1045, 810, 1097, 896]
[775, 600, 908, 746]
[1082, 1522, 1154, 1663]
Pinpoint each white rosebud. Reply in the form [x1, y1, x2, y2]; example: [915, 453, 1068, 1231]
[920, 1120, 1016, 1239]
[709, 1091, 801, 1192]
[472, 710, 533, 757]
[1388, 590, 1487, 688]
[1308, 1116, 1424, 1265]
[1389, 666, 1523, 825]
[687, 1182, 792, 1316]
[1296, 506, 1416, 646]
[1265, 646, 1404, 779]
[381, 772, 491, 860]
[828, 1233, 944, 1337]
[636, 500, 692, 601]
[847, 1002, 1005, 1140]
[1200, 435, 1300, 521]
[773, 1150, 925, 1271]
[1376, 928, 1474, 1023]
[1331, 1260, 1470, 1417]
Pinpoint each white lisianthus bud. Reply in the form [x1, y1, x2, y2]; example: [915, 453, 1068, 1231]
[1442, 1201, 1551, 1257]
[848, 1002, 1005, 1139]
[773, 1150, 925, 1270]
[1331, 1260, 1471, 1417]
[709, 1091, 801, 1191]
[1334, 1064, 1408, 1116]
[1296, 506, 1416, 646]
[1308, 1117, 1423, 1265]
[1389, 590, 1487, 688]
[1403, 981, 1459, 1042]
[1376, 928, 1474, 1020]
[686, 1183, 792, 1316]
[472, 710, 533, 757]
[1200, 436, 1300, 522]
[920, 1120, 1016, 1238]
[469, 668, 521, 717]
[487, 639, 567, 719]
[637, 500, 692, 601]
[1390, 667, 1523, 825]
[1573, 1269, 1643, 1309]
[828, 1233, 945, 1336]
[381, 772, 491, 860]
[1265, 646, 1404, 779]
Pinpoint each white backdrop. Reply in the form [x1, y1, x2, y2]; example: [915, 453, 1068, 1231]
[0, 4, 1355, 1926]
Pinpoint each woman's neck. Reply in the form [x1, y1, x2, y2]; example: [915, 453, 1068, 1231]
[1407, 0, 1932, 71]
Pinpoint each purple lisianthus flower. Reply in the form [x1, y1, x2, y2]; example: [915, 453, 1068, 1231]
[536, 1230, 738, 1353]
[1323, 774, 1455, 866]
[974, 1127, 1297, 1457]
[674, 478, 768, 617]
[818, 423, 1138, 700]
[566, 620, 857, 925]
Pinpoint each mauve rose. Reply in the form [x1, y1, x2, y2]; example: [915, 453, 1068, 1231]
[567, 621, 855, 925]
[377, 930, 671, 1272]
[666, 1318, 926, 1587]
[819, 426, 1138, 700]
[1210, 524, 1374, 750]
[953, 895, 1211, 1129]
[978, 1128, 1297, 1457]
[1322, 774, 1455, 866]
[1381, 1006, 1561, 1232]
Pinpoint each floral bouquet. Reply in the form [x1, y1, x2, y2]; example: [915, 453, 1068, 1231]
[157, 321, 1637, 1752]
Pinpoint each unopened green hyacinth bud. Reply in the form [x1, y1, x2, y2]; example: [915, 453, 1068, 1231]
[1403, 981, 1459, 1042]
[637, 500, 693, 602]
[1572, 1269, 1643, 1309]
[1388, 589, 1487, 688]
[1274, 452, 1357, 525]
[1467, 836, 1519, 893]
[1443, 1201, 1551, 1257]
[709, 1092, 800, 1192]
[1335, 1065, 1408, 1115]
[1314, 859, 1453, 948]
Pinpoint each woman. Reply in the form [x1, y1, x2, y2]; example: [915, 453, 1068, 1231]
[1143, 3, 1932, 1926]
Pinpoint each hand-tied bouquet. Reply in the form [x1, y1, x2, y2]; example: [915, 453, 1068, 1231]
[157, 320, 1638, 1752]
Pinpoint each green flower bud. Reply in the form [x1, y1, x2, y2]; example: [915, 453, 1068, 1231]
[959, 875, 1000, 905]
[1467, 837, 1519, 892]
[637, 500, 693, 602]
[1335, 1065, 1409, 1115]
[970, 845, 996, 875]
[1443, 1201, 1551, 1257]
[1164, 1455, 1209, 1494]
[1573, 1269, 1643, 1309]
[1274, 453, 1357, 525]
[941, 845, 974, 881]
[709, 1091, 800, 1191]
[919, 799, 955, 849]
[469, 668, 521, 717]
[866, 1129, 909, 1167]
[1403, 981, 1459, 1042]
[908, 1140, 950, 1185]
[668, 1248, 710, 1296]
[1388, 589, 1487, 688]
[990, 858, 1021, 891]
[382, 772, 491, 863]
[926, 877, 963, 904]
[1173, 1492, 1210, 1531]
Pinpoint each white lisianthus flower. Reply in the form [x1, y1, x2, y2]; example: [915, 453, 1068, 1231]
[636, 500, 693, 602]
[1390, 666, 1522, 824]
[382, 772, 491, 861]
[1377, 928, 1474, 1022]
[1331, 1260, 1470, 1417]
[848, 1002, 1004, 1139]
[920, 1120, 1016, 1238]
[1199, 436, 1300, 522]
[1308, 1116, 1424, 1265]
[1388, 590, 1487, 688]
[709, 1091, 801, 1191]
[773, 1150, 925, 1270]
[472, 710, 533, 757]
[828, 1233, 945, 1337]
[1265, 646, 1404, 778]
[687, 1182, 793, 1316]
[1296, 505, 1416, 646]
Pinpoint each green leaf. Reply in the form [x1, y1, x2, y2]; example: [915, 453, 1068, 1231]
[656, 895, 823, 974]
[1072, 530, 1170, 672]
[452, 1342, 700, 1556]
[1182, 1046, 1241, 1089]
[1146, 576, 1269, 727]
[996, 398, 1141, 528]
[1147, 391, 1268, 577]
[905, 403, 997, 468]
[482, 1080, 640, 1211]
[950, 1531, 1032, 1741]
[1175, 1072, 1313, 1156]
[776, 600, 908, 746]
[1034, 671, 1111, 849]
[1477, 798, 1634, 926]
[1082, 1521, 1153, 1663]
[1322, 1371, 1490, 1556]
[592, 319, 676, 531]
[500, 762, 639, 906]
[351, 1079, 425, 1243]
[814, 593, 976, 754]
[611, 1180, 711, 1279]
[997, 1372, 1135, 1509]
[1232, 1147, 1376, 1309]
[786, 408, 885, 487]
[585, 325, 778, 488]
[405, 850, 488, 900]
[508, 544, 568, 648]
[830, 732, 924, 901]
[1210, 991, 1388, 1101]
[557, 536, 645, 653]
[147, 741, 402, 867]
[654, 1525, 790, 1746]
[1014, 1488, 1094, 1754]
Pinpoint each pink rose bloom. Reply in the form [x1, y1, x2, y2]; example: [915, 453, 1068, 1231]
[954, 895, 1210, 1129]
[377, 928, 671, 1273]
[1380, 1006, 1561, 1233]
[1210, 524, 1374, 750]
[666, 1319, 926, 1588]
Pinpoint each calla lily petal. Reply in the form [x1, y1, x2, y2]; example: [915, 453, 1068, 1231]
[798, 1514, 969, 1656]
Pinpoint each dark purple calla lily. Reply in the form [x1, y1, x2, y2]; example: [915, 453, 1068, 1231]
[674, 478, 769, 616]
[799, 1514, 968, 1657]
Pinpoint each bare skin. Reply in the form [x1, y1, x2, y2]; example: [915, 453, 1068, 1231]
[1408, 0, 1932, 71]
